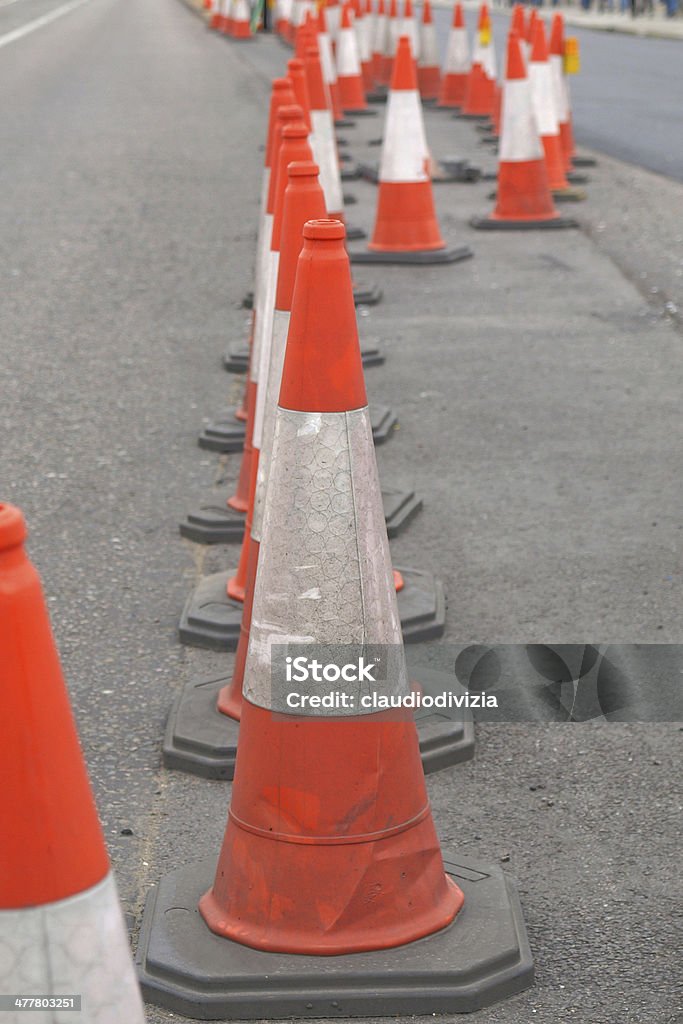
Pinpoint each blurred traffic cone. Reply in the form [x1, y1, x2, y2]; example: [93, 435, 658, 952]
[337, 4, 374, 114]
[511, 3, 526, 57]
[288, 56, 313, 131]
[471, 31, 576, 230]
[418, 0, 440, 101]
[387, 0, 401, 63]
[231, 0, 253, 37]
[276, 0, 291, 36]
[0, 504, 146, 1019]
[524, 7, 537, 60]
[324, 0, 342, 46]
[305, 44, 345, 220]
[316, 7, 347, 123]
[437, 1, 469, 108]
[460, 2, 495, 118]
[209, 0, 225, 30]
[295, 13, 316, 55]
[402, 0, 419, 63]
[550, 13, 594, 169]
[352, 0, 374, 89]
[528, 18, 572, 195]
[352, 36, 472, 264]
[371, 0, 389, 88]
[139, 222, 532, 1016]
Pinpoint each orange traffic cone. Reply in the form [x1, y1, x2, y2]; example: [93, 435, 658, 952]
[437, 1, 469, 108]
[230, 0, 252, 36]
[550, 13, 594, 170]
[418, 0, 440, 101]
[528, 18, 572, 195]
[352, 0, 374, 89]
[352, 36, 472, 264]
[336, 3, 374, 114]
[402, 0, 419, 65]
[139, 221, 533, 1017]
[460, 2, 495, 118]
[209, 0, 224, 30]
[0, 504, 146, 1018]
[371, 0, 389, 88]
[305, 44, 345, 220]
[471, 31, 576, 230]
[316, 7, 347, 124]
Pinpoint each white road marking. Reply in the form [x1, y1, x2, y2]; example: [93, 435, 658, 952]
[0, 0, 93, 48]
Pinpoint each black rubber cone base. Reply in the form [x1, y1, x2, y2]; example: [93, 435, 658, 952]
[198, 403, 394, 455]
[567, 171, 589, 185]
[350, 244, 473, 266]
[353, 281, 383, 306]
[335, 117, 356, 128]
[346, 223, 366, 241]
[343, 106, 378, 116]
[162, 664, 473, 780]
[180, 504, 245, 544]
[178, 571, 242, 651]
[341, 165, 362, 181]
[198, 412, 245, 452]
[382, 485, 422, 537]
[572, 155, 597, 168]
[358, 161, 480, 185]
[366, 87, 388, 103]
[395, 566, 446, 643]
[224, 338, 384, 372]
[456, 111, 489, 120]
[136, 853, 533, 1019]
[470, 213, 578, 231]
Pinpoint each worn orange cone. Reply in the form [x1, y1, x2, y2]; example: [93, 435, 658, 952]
[230, 0, 252, 36]
[0, 504, 146, 1017]
[352, 36, 472, 264]
[139, 221, 533, 1016]
[471, 31, 576, 230]
[418, 0, 440, 101]
[336, 3, 374, 114]
[437, 1, 469, 108]
[460, 2, 495, 118]
[528, 18, 572, 194]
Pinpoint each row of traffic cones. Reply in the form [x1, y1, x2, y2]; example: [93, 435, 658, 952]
[132, 5, 535, 1014]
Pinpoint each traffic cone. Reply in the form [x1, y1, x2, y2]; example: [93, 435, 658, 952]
[276, 0, 291, 36]
[0, 504, 146, 1019]
[304, 44, 345, 221]
[371, 0, 389, 89]
[550, 13, 595, 170]
[459, 2, 495, 118]
[528, 18, 573, 196]
[511, 3, 526, 58]
[402, 0, 419, 64]
[231, 0, 253, 37]
[471, 31, 576, 230]
[352, 0, 374, 90]
[288, 57, 313, 131]
[209, 0, 225, 30]
[139, 222, 532, 1014]
[386, 0, 401, 66]
[352, 36, 473, 264]
[418, 0, 440, 102]
[324, 0, 342, 47]
[437, 1, 469, 108]
[336, 3, 375, 114]
[316, 7, 347, 124]
[523, 7, 536, 62]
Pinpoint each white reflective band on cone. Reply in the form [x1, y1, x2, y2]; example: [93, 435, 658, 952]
[0, 874, 145, 1023]
[444, 28, 468, 71]
[402, 18, 420, 61]
[357, 13, 372, 63]
[482, 40, 496, 79]
[280, 0, 293, 23]
[528, 59, 558, 136]
[234, 0, 249, 21]
[319, 30, 337, 87]
[250, 213, 274, 384]
[337, 25, 361, 76]
[549, 53, 569, 123]
[251, 308, 291, 543]
[310, 109, 344, 216]
[222, 0, 231, 19]
[326, 3, 341, 41]
[372, 11, 387, 57]
[419, 21, 438, 67]
[379, 89, 429, 182]
[499, 78, 543, 162]
[244, 407, 408, 714]
[471, 36, 483, 66]
[253, 250, 280, 449]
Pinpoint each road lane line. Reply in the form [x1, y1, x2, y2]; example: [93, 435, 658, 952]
[0, 0, 93, 48]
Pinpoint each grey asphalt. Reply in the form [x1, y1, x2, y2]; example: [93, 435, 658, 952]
[430, 6, 683, 182]
[0, 1, 681, 1023]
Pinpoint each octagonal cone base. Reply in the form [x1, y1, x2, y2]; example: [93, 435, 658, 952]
[179, 565, 443, 651]
[162, 665, 474, 780]
[350, 244, 473, 266]
[223, 337, 384, 373]
[198, 404, 395, 454]
[470, 213, 577, 231]
[178, 571, 241, 651]
[395, 565, 446, 643]
[180, 503, 245, 544]
[353, 281, 383, 306]
[346, 223, 367, 241]
[179, 485, 419, 546]
[136, 853, 533, 1019]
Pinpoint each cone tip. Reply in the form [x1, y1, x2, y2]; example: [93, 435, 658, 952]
[392, 35, 417, 90]
[304, 217, 346, 240]
[530, 16, 548, 60]
[506, 30, 526, 80]
[0, 503, 26, 551]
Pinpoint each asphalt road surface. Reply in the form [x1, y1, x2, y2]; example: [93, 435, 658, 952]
[0, 1, 681, 1023]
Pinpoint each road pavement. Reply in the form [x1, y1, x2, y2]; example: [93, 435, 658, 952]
[0, 1, 681, 1023]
